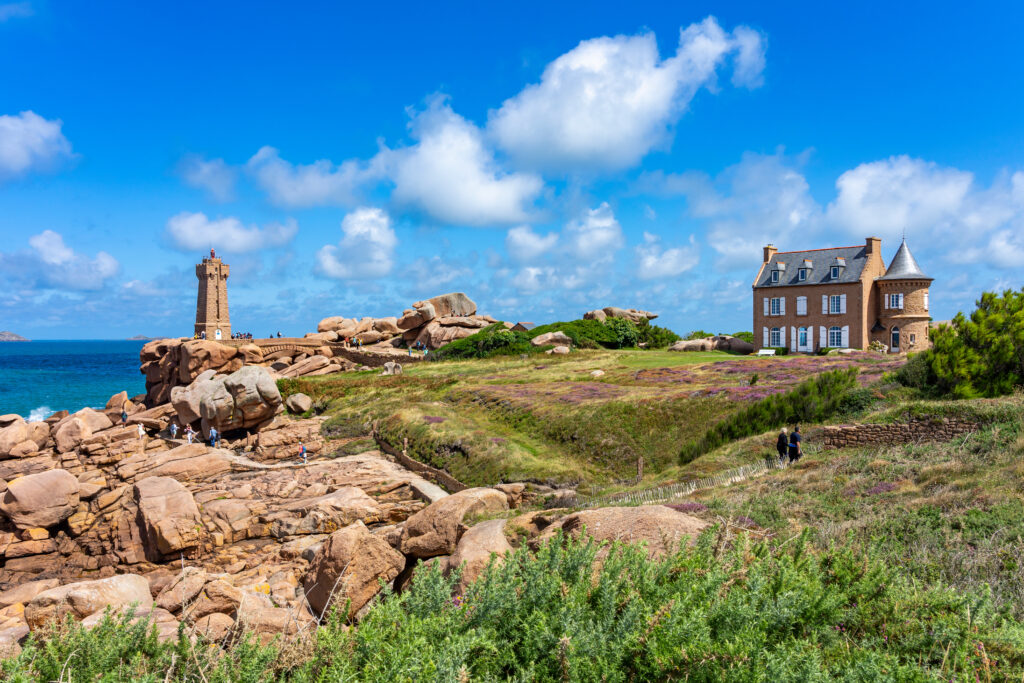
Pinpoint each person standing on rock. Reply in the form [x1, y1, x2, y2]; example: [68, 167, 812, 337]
[137, 422, 145, 451]
[169, 422, 179, 440]
[121, 409, 128, 426]
[776, 427, 789, 463]
[300, 441, 307, 464]
[209, 426, 219, 448]
[788, 425, 803, 462]
[185, 425, 194, 444]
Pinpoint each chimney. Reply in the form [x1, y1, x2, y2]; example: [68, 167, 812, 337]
[865, 236, 881, 254]
[763, 244, 778, 263]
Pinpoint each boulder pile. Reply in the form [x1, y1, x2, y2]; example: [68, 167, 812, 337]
[669, 335, 755, 355]
[316, 292, 498, 350]
[583, 307, 658, 324]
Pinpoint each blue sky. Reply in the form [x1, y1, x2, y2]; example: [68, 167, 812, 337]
[2, 1, 1022, 339]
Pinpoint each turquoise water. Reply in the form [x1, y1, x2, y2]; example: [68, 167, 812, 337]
[0, 341, 148, 419]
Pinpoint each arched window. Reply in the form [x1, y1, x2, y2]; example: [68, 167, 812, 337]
[798, 326, 809, 351]
[215, 328, 222, 340]
[890, 326, 900, 351]
[770, 327, 782, 347]
[828, 326, 842, 347]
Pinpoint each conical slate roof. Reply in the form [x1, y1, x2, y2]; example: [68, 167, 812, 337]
[878, 239, 931, 280]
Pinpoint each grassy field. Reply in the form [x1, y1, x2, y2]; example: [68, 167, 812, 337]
[281, 349, 904, 488]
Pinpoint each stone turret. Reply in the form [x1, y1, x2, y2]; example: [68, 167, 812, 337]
[194, 249, 231, 341]
[873, 240, 932, 353]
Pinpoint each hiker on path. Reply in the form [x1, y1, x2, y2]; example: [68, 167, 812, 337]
[169, 422, 179, 440]
[788, 425, 803, 462]
[209, 427, 219, 448]
[776, 427, 789, 463]
[299, 441, 307, 464]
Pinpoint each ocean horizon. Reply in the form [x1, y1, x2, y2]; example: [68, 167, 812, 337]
[0, 340, 150, 419]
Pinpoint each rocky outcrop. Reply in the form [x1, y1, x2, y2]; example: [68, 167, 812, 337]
[400, 487, 509, 558]
[0, 469, 79, 529]
[0, 419, 50, 459]
[194, 366, 283, 435]
[445, 518, 512, 594]
[24, 574, 152, 629]
[583, 307, 658, 324]
[531, 331, 572, 347]
[303, 521, 405, 620]
[533, 505, 708, 558]
[668, 335, 754, 355]
[134, 477, 203, 558]
[285, 393, 313, 414]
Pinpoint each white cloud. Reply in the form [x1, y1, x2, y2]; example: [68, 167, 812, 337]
[0, 2, 32, 21]
[0, 111, 74, 181]
[826, 156, 973, 242]
[635, 232, 699, 279]
[316, 207, 397, 279]
[651, 152, 821, 270]
[0, 230, 119, 291]
[246, 146, 383, 207]
[563, 202, 624, 261]
[179, 155, 237, 202]
[404, 255, 475, 291]
[388, 101, 543, 225]
[488, 17, 764, 172]
[165, 211, 298, 252]
[505, 225, 558, 263]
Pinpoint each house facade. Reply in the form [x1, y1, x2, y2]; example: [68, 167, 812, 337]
[752, 237, 932, 354]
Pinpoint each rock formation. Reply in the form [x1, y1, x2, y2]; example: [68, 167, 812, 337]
[669, 335, 754, 355]
[583, 307, 658, 324]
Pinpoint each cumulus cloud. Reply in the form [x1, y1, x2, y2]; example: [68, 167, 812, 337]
[635, 232, 699, 279]
[0, 2, 32, 21]
[403, 255, 475, 291]
[0, 230, 119, 291]
[165, 211, 298, 252]
[645, 152, 821, 270]
[0, 111, 74, 181]
[316, 207, 397, 279]
[387, 101, 543, 225]
[826, 156, 973, 242]
[178, 155, 237, 202]
[488, 17, 765, 172]
[563, 202, 624, 261]
[246, 146, 382, 207]
[505, 225, 558, 263]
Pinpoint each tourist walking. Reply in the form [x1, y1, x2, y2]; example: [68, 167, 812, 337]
[299, 441, 307, 464]
[120, 409, 128, 426]
[776, 427, 789, 463]
[209, 427, 219, 448]
[185, 425, 194, 444]
[169, 422, 179, 440]
[788, 425, 803, 462]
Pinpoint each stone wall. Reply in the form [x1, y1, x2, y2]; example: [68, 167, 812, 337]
[820, 417, 983, 449]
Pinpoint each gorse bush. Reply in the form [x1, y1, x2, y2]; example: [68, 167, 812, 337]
[680, 368, 860, 463]
[603, 316, 639, 348]
[432, 324, 534, 360]
[636, 319, 681, 349]
[925, 288, 1024, 398]
[5, 531, 1023, 681]
[731, 330, 755, 344]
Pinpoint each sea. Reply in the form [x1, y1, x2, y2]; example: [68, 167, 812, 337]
[0, 340, 149, 420]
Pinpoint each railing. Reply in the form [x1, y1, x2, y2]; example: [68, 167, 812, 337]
[565, 455, 795, 509]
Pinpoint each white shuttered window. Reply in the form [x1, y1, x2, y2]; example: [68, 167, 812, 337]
[822, 295, 828, 315]
[796, 296, 807, 315]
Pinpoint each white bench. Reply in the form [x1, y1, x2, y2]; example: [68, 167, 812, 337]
[756, 349, 776, 356]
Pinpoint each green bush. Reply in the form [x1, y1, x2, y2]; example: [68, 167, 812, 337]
[769, 346, 789, 356]
[528, 319, 620, 349]
[432, 324, 534, 360]
[636, 319, 681, 349]
[6, 532, 1024, 680]
[685, 329, 714, 340]
[926, 288, 1024, 397]
[603, 317, 639, 348]
[731, 330, 755, 344]
[894, 352, 934, 391]
[680, 368, 860, 463]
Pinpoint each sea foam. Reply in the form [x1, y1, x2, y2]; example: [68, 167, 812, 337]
[27, 406, 52, 422]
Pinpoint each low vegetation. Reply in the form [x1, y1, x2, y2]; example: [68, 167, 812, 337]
[7, 528, 1024, 681]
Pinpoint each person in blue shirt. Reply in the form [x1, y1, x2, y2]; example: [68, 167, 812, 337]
[788, 426, 803, 462]
[209, 427, 218, 448]
[300, 441, 307, 464]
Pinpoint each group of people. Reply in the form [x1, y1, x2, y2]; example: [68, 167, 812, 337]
[408, 341, 429, 357]
[230, 331, 254, 340]
[776, 426, 803, 463]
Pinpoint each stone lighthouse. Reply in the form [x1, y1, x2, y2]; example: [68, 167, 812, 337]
[195, 249, 231, 340]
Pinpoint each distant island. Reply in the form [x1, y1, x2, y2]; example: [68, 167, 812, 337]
[0, 331, 29, 342]
[126, 335, 164, 341]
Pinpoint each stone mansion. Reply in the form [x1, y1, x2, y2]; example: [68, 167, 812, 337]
[752, 237, 932, 354]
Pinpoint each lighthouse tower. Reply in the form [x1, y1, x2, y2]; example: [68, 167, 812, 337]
[194, 249, 231, 340]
